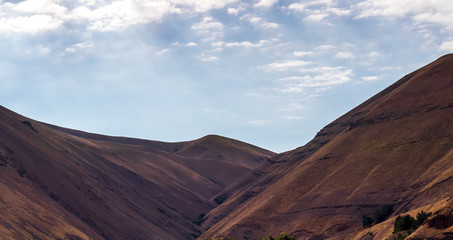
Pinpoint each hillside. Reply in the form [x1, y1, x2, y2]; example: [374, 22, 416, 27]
[0, 106, 274, 240]
[200, 54, 453, 239]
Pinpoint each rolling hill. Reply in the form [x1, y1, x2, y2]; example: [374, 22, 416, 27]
[0, 106, 274, 239]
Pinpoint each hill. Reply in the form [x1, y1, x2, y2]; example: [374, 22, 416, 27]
[0, 106, 274, 239]
[200, 54, 453, 239]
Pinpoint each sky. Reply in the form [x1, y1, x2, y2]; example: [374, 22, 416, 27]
[1, 0, 452, 153]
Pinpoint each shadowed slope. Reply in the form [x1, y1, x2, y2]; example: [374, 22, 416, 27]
[0, 106, 274, 240]
[201, 54, 453, 239]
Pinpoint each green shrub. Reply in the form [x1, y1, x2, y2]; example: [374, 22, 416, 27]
[416, 211, 432, 225]
[393, 210, 432, 234]
[393, 215, 418, 233]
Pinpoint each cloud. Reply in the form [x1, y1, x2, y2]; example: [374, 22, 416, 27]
[293, 51, 314, 57]
[288, 0, 351, 22]
[214, 39, 278, 49]
[280, 69, 353, 93]
[240, 14, 279, 29]
[0, 15, 63, 34]
[63, 42, 94, 55]
[354, 0, 430, 18]
[368, 51, 382, 58]
[288, 3, 305, 12]
[197, 53, 219, 61]
[185, 42, 198, 47]
[361, 76, 379, 81]
[0, 0, 240, 34]
[227, 7, 239, 15]
[254, 0, 278, 8]
[354, 0, 453, 50]
[191, 16, 223, 31]
[314, 44, 336, 51]
[278, 66, 353, 92]
[191, 16, 224, 41]
[156, 48, 170, 56]
[260, 60, 312, 71]
[335, 51, 354, 59]
[439, 40, 453, 51]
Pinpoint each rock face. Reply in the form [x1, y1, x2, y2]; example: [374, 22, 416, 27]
[200, 54, 453, 239]
[0, 106, 274, 240]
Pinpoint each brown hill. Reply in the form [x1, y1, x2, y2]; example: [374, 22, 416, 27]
[200, 54, 453, 239]
[0, 106, 274, 240]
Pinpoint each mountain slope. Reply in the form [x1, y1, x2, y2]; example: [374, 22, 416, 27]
[200, 54, 453, 239]
[0, 106, 274, 240]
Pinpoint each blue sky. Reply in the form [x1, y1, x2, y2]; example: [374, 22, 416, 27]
[1, 0, 452, 152]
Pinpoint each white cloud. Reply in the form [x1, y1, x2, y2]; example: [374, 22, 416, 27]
[278, 67, 353, 92]
[355, 0, 429, 18]
[227, 7, 239, 15]
[191, 16, 224, 41]
[156, 48, 170, 56]
[240, 14, 279, 29]
[288, 3, 305, 12]
[197, 53, 219, 61]
[74, 42, 94, 48]
[439, 40, 453, 51]
[191, 16, 223, 31]
[261, 60, 312, 71]
[64, 48, 76, 54]
[63, 42, 94, 55]
[185, 42, 198, 47]
[0, 15, 63, 34]
[368, 51, 382, 58]
[354, 0, 453, 50]
[288, 0, 351, 22]
[293, 51, 313, 57]
[304, 13, 328, 22]
[215, 39, 277, 48]
[170, 0, 239, 12]
[0, 0, 239, 33]
[335, 51, 354, 59]
[73, 1, 182, 31]
[255, 0, 278, 8]
[314, 44, 336, 51]
[361, 76, 379, 81]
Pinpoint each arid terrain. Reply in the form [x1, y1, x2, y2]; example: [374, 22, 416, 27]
[1, 54, 453, 240]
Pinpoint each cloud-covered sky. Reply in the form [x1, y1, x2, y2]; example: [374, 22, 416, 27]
[1, 0, 452, 152]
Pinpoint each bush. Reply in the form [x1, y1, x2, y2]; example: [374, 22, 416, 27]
[416, 211, 432, 225]
[374, 204, 394, 223]
[393, 215, 418, 233]
[362, 215, 373, 228]
[193, 213, 206, 226]
[214, 194, 229, 205]
[393, 211, 432, 234]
